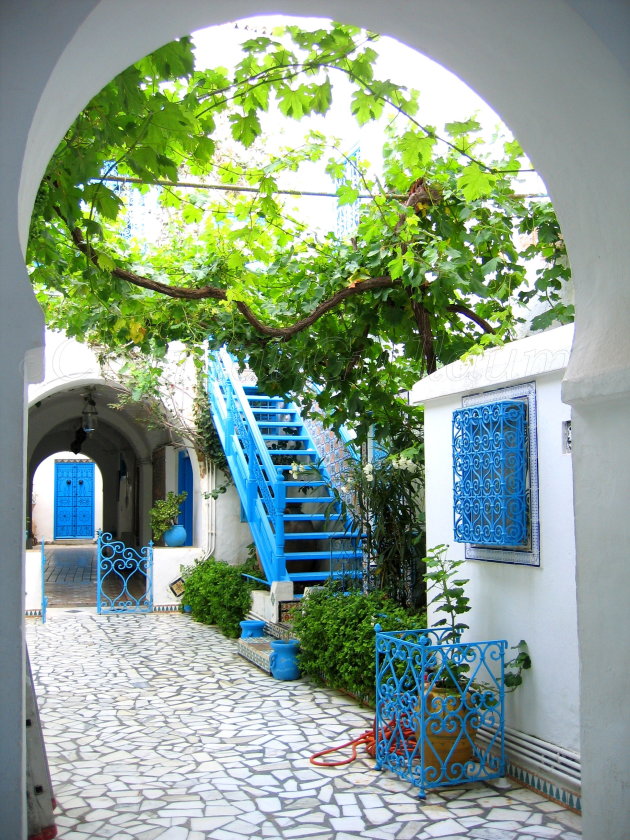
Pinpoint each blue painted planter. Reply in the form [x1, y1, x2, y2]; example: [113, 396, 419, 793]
[164, 525, 186, 547]
[239, 619, 266, 639]
[270, 639, 300, 681]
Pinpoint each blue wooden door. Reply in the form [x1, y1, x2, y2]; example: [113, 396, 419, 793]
[177, 450, 193, 546]
[54, 461, 95, 540]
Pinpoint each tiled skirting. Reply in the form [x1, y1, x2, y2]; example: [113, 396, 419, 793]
[507, 760, 581, 813]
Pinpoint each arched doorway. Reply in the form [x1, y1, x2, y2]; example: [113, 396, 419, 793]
[2, 4, 629, 838]
[30, 451, 103, 607]
[32, 452, 104, 543]
[28, 382, 154, 547]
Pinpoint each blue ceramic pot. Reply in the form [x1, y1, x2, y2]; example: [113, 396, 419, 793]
[239, 619, 266, 639]
[164, 525, 186, 547]
[270, 639, 300, 681]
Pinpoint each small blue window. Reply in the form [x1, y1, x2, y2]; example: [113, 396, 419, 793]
[453, 399, 528, 547]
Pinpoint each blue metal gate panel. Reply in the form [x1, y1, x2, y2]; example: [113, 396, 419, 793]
[177, 450, 193, 546]
[54, 461, 95, 540]
[96, 531, 153, 613]
[375, 627, 506, 797]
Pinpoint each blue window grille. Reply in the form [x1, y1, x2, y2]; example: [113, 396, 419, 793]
[453, 383, 539, 566]
[453, 400, 528, 547]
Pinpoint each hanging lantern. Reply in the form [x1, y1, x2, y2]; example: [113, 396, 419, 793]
[81, 393, 98, 434]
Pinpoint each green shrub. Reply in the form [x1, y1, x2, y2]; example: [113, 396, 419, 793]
[182, 555, 254, 638]
[292, 584, 426, 704]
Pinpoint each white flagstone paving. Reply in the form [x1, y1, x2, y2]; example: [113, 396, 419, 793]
[26, 609, 581, 840]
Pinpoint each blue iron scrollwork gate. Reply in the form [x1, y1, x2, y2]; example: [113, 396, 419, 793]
[375, 627, 507, 797]
[96, 531, 153, 614]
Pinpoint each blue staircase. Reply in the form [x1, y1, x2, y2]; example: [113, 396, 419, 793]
[207, 348, 362, 590]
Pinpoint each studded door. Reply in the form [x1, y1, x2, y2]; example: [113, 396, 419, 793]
[54, 461, 95, 540]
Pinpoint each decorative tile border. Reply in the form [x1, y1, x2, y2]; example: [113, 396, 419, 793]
[25, 609, 42, 617]
[152, 604, 182, 613]
[507, 759, 581, 813]
[237, 638, 272, 673]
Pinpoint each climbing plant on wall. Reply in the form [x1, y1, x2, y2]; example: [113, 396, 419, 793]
[28, 20, 572, 445]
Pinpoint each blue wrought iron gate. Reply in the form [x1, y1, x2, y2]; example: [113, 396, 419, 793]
[96, 531, 153, 613]
[54, 461, 95, 540]
[374, 627, 507, 797]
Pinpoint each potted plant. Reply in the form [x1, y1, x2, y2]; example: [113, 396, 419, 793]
[421, 545, 531, 771]
[150, 491, 188, 546]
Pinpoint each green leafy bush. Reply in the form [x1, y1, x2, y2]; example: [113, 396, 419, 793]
[292, 584, 426, 704]
[181, 555, 254, 638]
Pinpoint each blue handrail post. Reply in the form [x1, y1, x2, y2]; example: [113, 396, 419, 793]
[96, 529, 103, 614]
[146, 540, 154, 611]
[246, 427, 257, 521]
[40, 541, 47, 624]
[225, 380, 235, 456]
[273, 467, 286, 580]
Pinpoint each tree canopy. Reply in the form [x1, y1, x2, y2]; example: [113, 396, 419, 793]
[28, 21, 572, 446]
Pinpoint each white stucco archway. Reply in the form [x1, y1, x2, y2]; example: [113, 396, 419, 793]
[2, 3, 629, 837]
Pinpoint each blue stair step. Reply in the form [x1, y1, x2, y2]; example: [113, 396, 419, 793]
[257, 422, 303, 428]
[283, 513, 344, 521]
[284, 497, 336, 505]
[285, 550, 363, 561]
[261, 435, 311, 442]
[269, 450, 318, 458]
[284, 531, 359, 541]
[283, 480, 329, 487]
[251, 407, 298, 414]
[289, 570, 363, 582]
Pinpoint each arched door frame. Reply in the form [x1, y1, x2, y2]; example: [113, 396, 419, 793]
[2, 3, 629, 837]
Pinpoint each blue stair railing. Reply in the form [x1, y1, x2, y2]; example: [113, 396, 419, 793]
[207, 348, 362, 589]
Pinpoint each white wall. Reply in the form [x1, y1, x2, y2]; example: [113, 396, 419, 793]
[24, 550, 43, 614]
[31, 453, 103, 543]
[195, 463, 254, 566]
[420, 365, 578, 753]
[2, 2, 630, 837]
[153, 546, 199, 606]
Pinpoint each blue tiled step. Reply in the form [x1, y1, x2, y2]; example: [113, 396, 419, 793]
[236, 637, 272, 674]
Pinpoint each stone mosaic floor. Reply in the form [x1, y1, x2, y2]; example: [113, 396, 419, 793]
[44, 545, 96, 607]
[26, 610, 582, 840]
